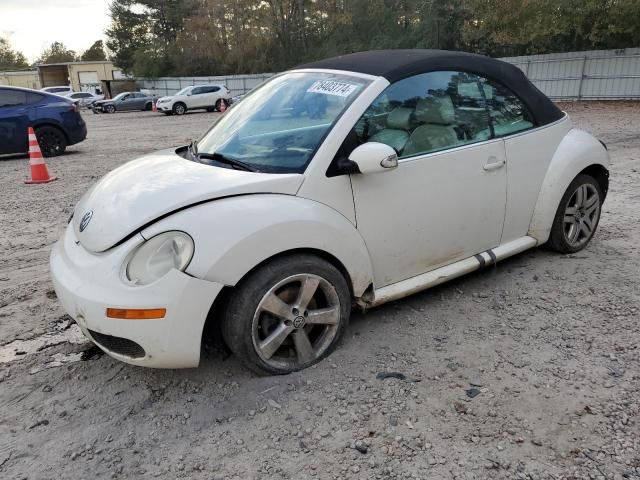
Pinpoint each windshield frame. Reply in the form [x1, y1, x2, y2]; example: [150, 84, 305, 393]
[196, 70, 372, 174]
[175, 86, 193, 96]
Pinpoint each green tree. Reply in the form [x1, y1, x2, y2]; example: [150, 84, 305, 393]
[105, 0, 640, 77]
[81, 40, 108, 61]
[36, 41, 77, 64]
[106, 0, 151, 74]
[0, 37, 29, 69]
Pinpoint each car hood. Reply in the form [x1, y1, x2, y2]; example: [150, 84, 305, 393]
[157, 96, 174, 102]
[73, 149, 304, 253]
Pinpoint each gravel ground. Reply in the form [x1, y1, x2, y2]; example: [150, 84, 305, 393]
[0, 102, 639, 480]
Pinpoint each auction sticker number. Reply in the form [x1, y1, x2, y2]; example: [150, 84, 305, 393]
[307, 80, 359, 97]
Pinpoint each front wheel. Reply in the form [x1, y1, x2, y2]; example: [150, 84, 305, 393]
[173, 103, 186, 115]
[104, 104, 116, 114]
[547, 174, 603, 253]
[222, 254, 351, 375]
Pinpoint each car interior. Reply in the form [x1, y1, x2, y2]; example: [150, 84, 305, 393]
[355, 72, 535, 158]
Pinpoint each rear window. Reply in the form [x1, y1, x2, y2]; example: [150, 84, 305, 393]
[0, 90, 43, 107]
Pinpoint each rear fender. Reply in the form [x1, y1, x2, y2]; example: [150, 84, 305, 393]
[141, 194, 374, 297]
[528, 129, 609, 243]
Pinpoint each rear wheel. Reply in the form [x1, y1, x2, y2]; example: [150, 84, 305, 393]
[222, 254, 351, 375]
[547, 174, 602, 253]
[35, 126, 67, 157]
[173, 102, 186, 115]
[143, 102, 152, 111]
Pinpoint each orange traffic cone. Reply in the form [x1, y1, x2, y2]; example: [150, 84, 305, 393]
[24, 127, 57, 184]
[219, 99, 227, 113]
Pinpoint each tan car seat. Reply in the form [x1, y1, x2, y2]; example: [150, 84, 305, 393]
[403, 96, 459, 156]
[369, 107, 413, 153]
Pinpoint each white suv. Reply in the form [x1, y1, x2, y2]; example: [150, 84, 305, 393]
[156, 84, 231, 115]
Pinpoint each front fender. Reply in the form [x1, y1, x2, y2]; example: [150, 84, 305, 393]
[141, 194, 374, 297]
[528, 129, 609, 244]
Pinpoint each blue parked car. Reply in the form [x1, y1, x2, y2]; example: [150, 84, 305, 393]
[0, 86, 87, 157]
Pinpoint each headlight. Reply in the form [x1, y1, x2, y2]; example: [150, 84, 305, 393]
[126, 231, 194, 285]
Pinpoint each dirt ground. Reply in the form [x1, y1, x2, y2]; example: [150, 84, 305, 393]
[0, 103, 638, 480]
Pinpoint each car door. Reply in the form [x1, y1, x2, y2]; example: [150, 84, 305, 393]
[204, 86, 220, 107]
[348, 71, 508, 287]
[129, 93, 145, 110]
[0, 88, 31, 155]
[477, 78, 571, 244]
[189, 87, 205, 108]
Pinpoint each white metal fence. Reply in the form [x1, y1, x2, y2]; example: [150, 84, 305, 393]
[136, 73, 273, 97]
[500, 47, 640, 100]
[136, 48, 640, 101]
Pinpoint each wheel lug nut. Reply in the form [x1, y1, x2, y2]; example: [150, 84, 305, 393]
[292, 308, 299, 315]
[285, 319, 292, 327]
[304, 310, 308, 317]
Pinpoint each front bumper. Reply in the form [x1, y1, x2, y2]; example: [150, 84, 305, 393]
[157, 103, 173, 112]
[50, 225, 224, 368]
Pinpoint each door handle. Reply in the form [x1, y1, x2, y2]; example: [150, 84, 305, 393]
[483, 157, 506, 171]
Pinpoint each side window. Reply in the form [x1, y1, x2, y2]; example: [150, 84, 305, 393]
[25, 93, 44, 105]
[0, 90, 27, 107]
[192, 87, 203, 95]
[479, 78, 534, 137]
[354, 71, 492, 158]
[209, 86, 220, 93]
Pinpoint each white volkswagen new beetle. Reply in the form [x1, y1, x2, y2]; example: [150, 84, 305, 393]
[51, 50, 609, 374]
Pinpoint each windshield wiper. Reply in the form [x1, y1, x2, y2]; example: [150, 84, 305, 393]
[196, 152, 257, 172]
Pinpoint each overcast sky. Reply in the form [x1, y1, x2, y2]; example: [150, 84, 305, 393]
[0, 0, 110, 62]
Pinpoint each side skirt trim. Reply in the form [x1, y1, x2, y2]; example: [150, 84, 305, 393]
[367, 236, 537, 307]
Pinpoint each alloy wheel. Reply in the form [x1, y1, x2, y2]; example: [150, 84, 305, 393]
[251, 274, 341, 370]
[563, 183, 600, 248]
[36, 129, 64, 157]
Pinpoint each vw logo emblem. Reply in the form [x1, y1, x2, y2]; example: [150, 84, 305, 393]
[293, 316, 306, 329]
[79, 210, 93, 232]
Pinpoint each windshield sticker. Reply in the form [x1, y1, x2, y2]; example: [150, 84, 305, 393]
[307, 80, 359, 97]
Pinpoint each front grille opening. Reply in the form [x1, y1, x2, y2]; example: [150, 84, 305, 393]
[88, 329, 146, 359]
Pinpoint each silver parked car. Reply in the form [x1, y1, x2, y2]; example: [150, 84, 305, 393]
[66, 91, 104, 108]
[91, 91, 156, 114]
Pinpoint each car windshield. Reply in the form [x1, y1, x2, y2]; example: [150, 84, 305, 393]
[112, 92, 128, 101]
[196, 72, 371, 173]
[176, 87, 192, 96]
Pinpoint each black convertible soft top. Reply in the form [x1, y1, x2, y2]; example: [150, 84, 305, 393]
[297, 49, 563, 126]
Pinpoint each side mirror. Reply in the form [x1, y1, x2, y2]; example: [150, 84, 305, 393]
[186, 92, 192, 96]
[348, 142, 398, 174]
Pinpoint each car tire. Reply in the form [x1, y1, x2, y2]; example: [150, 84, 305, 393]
[143, 102, 152, 111]
[215, 98, 229, 112]
[221, 254, 351, 375]
[547, 174, 603, 253]
[104, 104, 116, 114]
[35, 126, 67, 157]
[173, 102, 187, 115]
